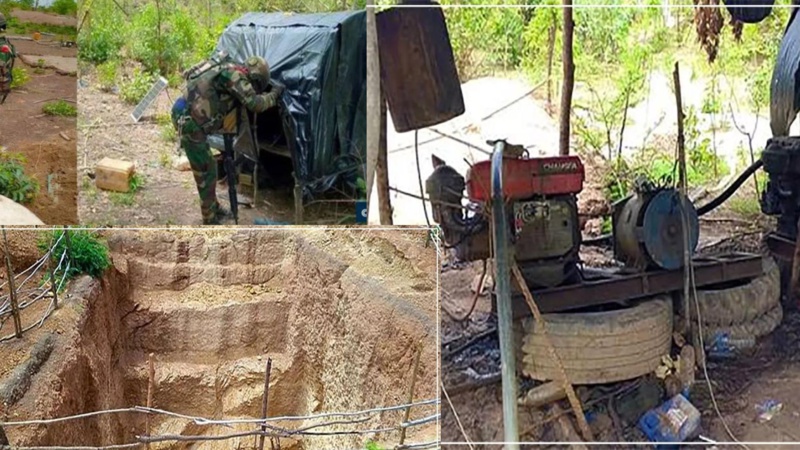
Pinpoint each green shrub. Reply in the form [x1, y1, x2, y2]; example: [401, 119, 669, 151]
[78, 26, 122, 64]
[0, 153, 39, 204]
[38, 229, 111, 279]
[96, 59, 119, 91]
[10, 67, 29, 89]
[49, 0, 77, 16]
[120, 68, 154, 105]
[42, 100, 77, 117]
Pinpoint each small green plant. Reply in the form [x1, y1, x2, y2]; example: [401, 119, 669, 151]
[10, 67, 29, 89]
[42, 100, 78, 117]
[109, 173, 145, 206]
[158, 150, 172, 167]
[120, 68, 155, 105]
[0, 153, 39, 204]
[96, 59, 119, 91]
[356, 177, 366, 199]
[365, 441, 385, 450]
[37, 229, 111, 280]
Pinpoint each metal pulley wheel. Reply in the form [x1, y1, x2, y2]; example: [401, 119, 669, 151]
[614, 189, 700, 271]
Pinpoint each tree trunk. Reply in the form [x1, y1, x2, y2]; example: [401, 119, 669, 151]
[546, 16, 556, 115]
[559, 0, 575, 155]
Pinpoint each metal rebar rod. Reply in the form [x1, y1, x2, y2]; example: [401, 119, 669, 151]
[489, 140, 519, 447]
[1, 228, 23, 339]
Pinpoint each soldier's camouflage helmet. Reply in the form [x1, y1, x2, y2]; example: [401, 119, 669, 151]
[244, 56, 270, 92]
[0, 13, 7, 31]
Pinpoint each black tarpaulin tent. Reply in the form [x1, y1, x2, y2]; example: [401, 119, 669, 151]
[212, 10, 366, 199]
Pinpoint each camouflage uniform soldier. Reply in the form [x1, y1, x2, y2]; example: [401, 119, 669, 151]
[172, 55, 283, 224]
[0, 13, 17, 105]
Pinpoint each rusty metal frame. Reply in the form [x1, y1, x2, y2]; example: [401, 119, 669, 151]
[498, 252, 765, 320]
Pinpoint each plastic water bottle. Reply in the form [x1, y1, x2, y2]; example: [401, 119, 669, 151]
[707, 332, 756, 359]
[638, 394, 701, 443]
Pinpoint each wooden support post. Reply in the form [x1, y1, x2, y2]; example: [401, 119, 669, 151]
[146, 353, 155, 449]
[398, 344, 422, 445]
[257, 358, 272, 450]
[377, 89, 393, 225]
[2, 228, 22, 339]
[48, 244, 59, 310]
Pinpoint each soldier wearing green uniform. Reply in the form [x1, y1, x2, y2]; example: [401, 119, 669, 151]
[0, 13, 17, 105]
[172, 54, 283, 224]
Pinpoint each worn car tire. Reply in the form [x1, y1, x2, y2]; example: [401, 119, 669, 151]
[517, 295, 673, 385]
[702, 304, 783, 342]
[689, 257, 780, 327]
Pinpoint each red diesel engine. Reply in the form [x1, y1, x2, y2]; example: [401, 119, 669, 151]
[426, 151, 585, 288]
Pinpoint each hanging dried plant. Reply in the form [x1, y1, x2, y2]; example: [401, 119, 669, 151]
[694, 0, 724, 62]
[730, 16, 744, 42]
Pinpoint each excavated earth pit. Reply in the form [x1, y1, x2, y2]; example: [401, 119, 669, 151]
[0, 229, 438, 449]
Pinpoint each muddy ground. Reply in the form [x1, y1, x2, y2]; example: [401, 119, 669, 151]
[0, 9, 78, 225]
[0, 228, 438, 449]
[78, 70, 352, 226]
[439, 206, 799, 448]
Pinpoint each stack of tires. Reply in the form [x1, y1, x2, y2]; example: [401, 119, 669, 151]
[688, 257, 782, 344]
[514, 257, 782, 384]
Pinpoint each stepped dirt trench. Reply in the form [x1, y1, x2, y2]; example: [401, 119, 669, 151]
[0, 229, 438, 449]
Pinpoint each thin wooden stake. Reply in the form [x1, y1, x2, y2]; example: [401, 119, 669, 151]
[511, 263, 594, 442]
[257, 357, 272, 450]
[48, 237, 59, 310]
[146, 353, 155, 449]
[559, 0, 575, 155]
[2, 228, 22, 339]
[398, 343, 423, 445]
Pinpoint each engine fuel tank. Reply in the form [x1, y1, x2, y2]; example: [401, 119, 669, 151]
[613, 189, 699, 271]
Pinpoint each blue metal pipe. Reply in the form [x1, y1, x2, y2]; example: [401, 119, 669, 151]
[490, 140, 520, 447]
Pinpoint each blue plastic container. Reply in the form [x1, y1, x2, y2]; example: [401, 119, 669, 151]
[638, 394, 701, 443]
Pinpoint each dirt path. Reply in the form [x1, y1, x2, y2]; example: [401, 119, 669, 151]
[78, 71, 350, 226]
[10, 9, 77, 27]
[0, 12, 77, 224]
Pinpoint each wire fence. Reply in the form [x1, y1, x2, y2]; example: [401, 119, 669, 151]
[0, 400, 441, 450]
[0, 227, 72, 343]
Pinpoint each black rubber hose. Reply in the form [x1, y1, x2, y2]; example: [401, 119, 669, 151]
[696, 158, 764, 216]
[581, 158, 764, 247]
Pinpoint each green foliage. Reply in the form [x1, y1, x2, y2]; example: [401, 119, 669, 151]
[78, 25, 123, 64]
[42, 100, 77, 117]
[0, 153, 38, 204]
[365, 441, 385, 450]
[442, 0, 528, 80]
[109, 173, 145, 206]
[356, 177, 366, 198]
[96, 59, 119, 91]
[49, 0, 78, 16]
[10, 67, 29, 89]
[38, 229, 111, 279]
[120, 68, 155, 105]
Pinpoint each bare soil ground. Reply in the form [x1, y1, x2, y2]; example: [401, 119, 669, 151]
[78, 70, 350, 226]
[0, 11, 77, 225]
[0, 228, 438, 450]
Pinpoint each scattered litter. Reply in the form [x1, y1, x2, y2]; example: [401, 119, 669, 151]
[254, 218, 291, 225]
[706, 332, 755, 359]
[638, 394, 701, 443]
[655, 354, 678, 379]
[756, 400, 783, 423]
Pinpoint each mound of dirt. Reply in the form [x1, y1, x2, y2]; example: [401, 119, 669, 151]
[0, 229, 43, 272]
